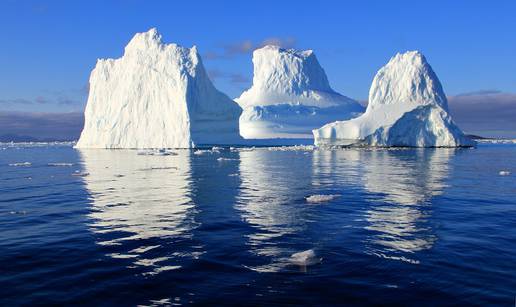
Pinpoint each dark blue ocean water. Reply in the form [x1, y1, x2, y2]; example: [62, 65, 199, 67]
[1, 143, 515, 306]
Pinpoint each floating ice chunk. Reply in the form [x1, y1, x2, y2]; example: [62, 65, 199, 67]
[193, 150, 211, 155]
[217, 157, 237, 162]
[137, 149, 177, 156]
[289, 249, 321, 266]
[499, 170, 511, 176]
[8, 162, 31, 167]
[48, 162, 74, 167]
[267, 145, 315, 151]
[235, 147, 256, 152]
[1, 141, 75, 148]
[306, 194, 341, 203]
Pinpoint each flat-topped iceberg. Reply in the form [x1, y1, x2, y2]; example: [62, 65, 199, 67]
[313, 51, 474, 147]
[76, 28, 242, 149]
[235, 46, 364, 139]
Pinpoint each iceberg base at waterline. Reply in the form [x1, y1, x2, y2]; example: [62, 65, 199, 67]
[315, 104, 475, 147]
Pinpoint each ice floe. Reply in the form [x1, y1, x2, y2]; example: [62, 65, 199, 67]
[305, 194, 341, 203]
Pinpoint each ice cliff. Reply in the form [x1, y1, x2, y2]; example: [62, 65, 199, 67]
[235, 46, 364, 139]
[76, 28, 242, 149]
[313, 51, 474, 147]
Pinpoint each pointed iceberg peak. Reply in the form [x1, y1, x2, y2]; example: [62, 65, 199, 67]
[368, 50, 448, 111]
[124, 28, 164, 53]
[313, 50, 474, 147]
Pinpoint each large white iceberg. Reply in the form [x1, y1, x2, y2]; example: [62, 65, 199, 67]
[235, 46, 364, 139]
[313, 51, 475, 147]
[76, 28, 242, 149]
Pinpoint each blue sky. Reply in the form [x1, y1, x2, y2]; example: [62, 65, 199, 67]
[0, 0, 515, 137]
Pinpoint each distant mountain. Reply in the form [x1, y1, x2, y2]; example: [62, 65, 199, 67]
[0, 111, 83, 142]
[465, 134, 492, 140]
[0, 134, 77, 142]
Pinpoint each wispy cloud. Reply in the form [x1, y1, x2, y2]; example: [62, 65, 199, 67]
[454, 90, 502, 97]
[224, 40, 254, 56]
[204, 37, 297, 60]
[229, 73, 250, 84]
[207, 69, 250, 85]
[260, 37, 296, 49]
[448, 91, 516, 138]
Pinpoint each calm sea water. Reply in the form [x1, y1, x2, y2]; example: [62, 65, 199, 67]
[1, 143, 515, 305]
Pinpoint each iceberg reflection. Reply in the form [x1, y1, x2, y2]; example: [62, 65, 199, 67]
[361, 149, 455, 261]
[311, 148, 362, 188]
[236, 149, 314, 272]
[79, 149, 200, 275]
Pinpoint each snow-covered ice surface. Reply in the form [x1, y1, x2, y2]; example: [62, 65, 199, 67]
[76, 28, 242, 149]
[314, 51, 475, 147]
[235, 46, 364, 140]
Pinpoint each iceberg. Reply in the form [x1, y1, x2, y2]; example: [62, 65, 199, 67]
[76, 28, 242, 149]
[313, 51, 475, 147]
[235, 46, 364, 140]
